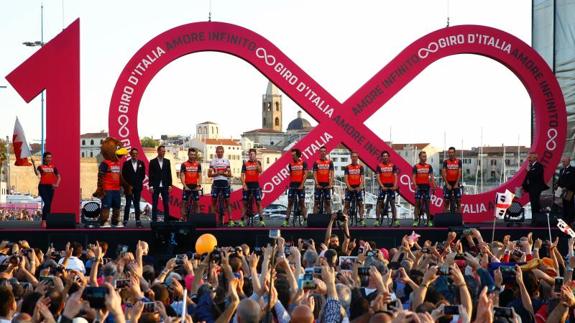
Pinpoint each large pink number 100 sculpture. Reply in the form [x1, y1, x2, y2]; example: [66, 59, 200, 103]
[6, 20, 80, 218]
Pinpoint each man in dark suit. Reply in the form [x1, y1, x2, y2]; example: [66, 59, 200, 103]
[557, 156, 575, 224]
[122, 148, 146, 228]
[522, 152, 549, 213]
[148, 145, 173, 222]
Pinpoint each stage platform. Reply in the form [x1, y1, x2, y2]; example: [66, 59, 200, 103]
[0, 219, 564, 258]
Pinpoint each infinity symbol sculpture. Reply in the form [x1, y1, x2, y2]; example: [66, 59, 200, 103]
[109, 22, 566, 222]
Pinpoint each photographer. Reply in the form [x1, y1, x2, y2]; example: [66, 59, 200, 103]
[324, 212, 351, 257]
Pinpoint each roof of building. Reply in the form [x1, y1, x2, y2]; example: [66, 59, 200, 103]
[198, 121, 217, 125]
[287, 111, 312, 131]
[80, 132, 108, 138]
[266, 81, 281, 96]
[391, 143, 430, 150]
[243, 128, 284, 134]
[202, 138, 241, 146]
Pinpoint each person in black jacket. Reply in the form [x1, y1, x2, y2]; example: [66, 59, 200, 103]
[522, 152, 549, 213]
[557, 156, 575, 224]
[122, 148, 146, 228]
[148, 145, 173, 222]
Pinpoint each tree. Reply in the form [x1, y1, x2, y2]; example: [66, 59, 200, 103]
[140, 137, 159, 148]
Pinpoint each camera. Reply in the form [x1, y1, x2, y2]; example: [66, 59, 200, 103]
[268, 229, 281, 239]
[358, 267, 370, 287]
[302, 268, 316, 290]
[83, 287, 108, 309]
[39, 276, 54, 285]
[421, 247, 429, 254]
[143, 302, 157, 313]
[115, 279, 130, 289]
[494, 307, 513, 319]
[554, 276, 564, 293]
[8, 256, 20, 266]
[443, 305, 459, 315]
[499, 266, 516, 284]
[175, 254, 186, 265]
[439, 266, 451, 276]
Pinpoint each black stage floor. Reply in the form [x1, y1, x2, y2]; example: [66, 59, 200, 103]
[0, 219, 564, 258]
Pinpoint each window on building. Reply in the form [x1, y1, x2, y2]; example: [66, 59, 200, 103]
[466, 169, 470, 174]
[100, 139, 103, 144]
[490, 171, 496, 178]
[81, 152, 85, 158]
[267, 157, 270, 163]
[90, 151, 93, 157]
[505, 159, 511, 166]
[490, 160, 497, 166]
[275, 117, 279, 127]
[90, 139, 94, 145]
[275, 102, 280, 111]
[82, 140, 85, 145]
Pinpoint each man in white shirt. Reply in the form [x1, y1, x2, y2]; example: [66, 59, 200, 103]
[57, 242, 86, 274]
[209, 146, 233, 226]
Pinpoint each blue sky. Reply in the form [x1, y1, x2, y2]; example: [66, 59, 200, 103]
[0, 0, 532, 150]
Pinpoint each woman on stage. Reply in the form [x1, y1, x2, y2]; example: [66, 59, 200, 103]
[33, 152, 61, 228]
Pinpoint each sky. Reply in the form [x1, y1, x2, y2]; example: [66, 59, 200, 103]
[0, 0, 533, 150]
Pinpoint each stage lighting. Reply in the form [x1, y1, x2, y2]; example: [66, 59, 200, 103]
[504, 201, 524, 226]
[82, 201, 101, 228]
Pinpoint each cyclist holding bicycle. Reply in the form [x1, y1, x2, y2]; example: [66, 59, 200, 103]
[283, 148, 308, 227]
[344, 151, 365, 226]
[209, 145, 233, 226]
[442, 146, 462, 213]
[376, 150, 399, 227]
[179, 148, 202, 221]
[240, 148, 265, 227]
[313, 146, 334, 215]
[412, 151, 435, 227]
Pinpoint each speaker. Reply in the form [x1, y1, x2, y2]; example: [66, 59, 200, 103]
[47, 213, 76, 229]
[189, 213, 217, 228]
[307, 214, 331, 228]
[531, 212, 559, 227]
[433, 213, 463, 227]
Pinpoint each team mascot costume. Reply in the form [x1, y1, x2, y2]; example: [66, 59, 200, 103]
[93, 137, 132, 227]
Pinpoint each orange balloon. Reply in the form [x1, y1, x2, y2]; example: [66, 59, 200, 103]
[195, 233, 218, 255]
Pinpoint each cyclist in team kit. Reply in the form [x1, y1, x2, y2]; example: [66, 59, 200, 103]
[442, 146, 463, 213]
[179, 148, 202, 221]
[284, 148, 308, 227]
[313, 146, 334, 215]
[208, 145, 233, 226]
[412, 151, 435, 227]
[240, 148, 265, 227]
[343, 151, 365, 226]
[376, 150, 399, 227]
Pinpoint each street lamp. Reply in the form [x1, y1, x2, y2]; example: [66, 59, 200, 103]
[22, 4, 45, 156]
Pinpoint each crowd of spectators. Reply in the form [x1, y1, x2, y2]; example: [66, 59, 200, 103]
[0, 213, 574, 323]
